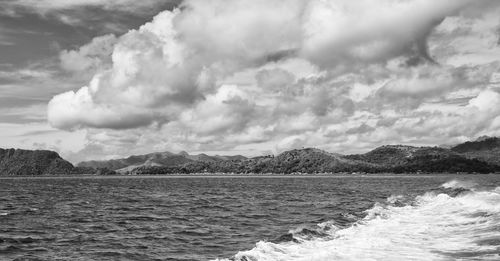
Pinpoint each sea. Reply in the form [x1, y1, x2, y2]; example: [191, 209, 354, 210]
[1, 174, 500, 261]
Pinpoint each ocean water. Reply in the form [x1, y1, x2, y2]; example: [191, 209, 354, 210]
[0, 175, 499, 261]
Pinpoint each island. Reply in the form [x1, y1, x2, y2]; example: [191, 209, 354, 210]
[2, 137, 499, 176]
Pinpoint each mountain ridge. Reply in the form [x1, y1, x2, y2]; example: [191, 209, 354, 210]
[98, 142, 499, 175]
[77, 151, 247, 171]
[451, 137, 500, 166]
[0, 148, 115, 176]
[2, 137, 500, 176]
[0, 148, 77, 176]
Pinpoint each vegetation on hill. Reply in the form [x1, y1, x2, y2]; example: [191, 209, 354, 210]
[451, 137, 500, 166]
[128, 146, 498, 175]
[345, 145, 496, 173]
[77, 151, 243, 171]
[0, 148, 74, 176]
[452, 137, 500, 152]
[0, 148, 115, 176]
[4, 137, 500, 176]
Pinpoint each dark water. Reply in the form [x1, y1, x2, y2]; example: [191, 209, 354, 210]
[1, 175, 500, 261]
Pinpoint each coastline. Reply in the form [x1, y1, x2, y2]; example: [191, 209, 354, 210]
[0, 172, 493, 179]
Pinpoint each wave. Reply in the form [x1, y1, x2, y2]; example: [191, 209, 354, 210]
[441, 179, 478, 190]
[216, 181, 500, 261]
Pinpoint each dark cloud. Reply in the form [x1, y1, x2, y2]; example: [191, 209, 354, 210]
[346, 123, 375, 135]
[0, 0, 182, 67]
[264, 49, 298, 63]
[376, 117, 398, 128]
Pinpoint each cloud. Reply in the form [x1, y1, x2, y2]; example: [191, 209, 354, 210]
[255, 68, 295, 93]
[18, 130, 60, 137]
[300, 0, 463, 67]
[467, 89, 500, 112]
[0, 60, 86, 108]
[47, 86, 159, 130]
[2, 0, 180, 15]
[45, 0, 500, 160]
[178, 85, 257, 135]
[59, 34, 117, 74]
[50, 0, 480, 130]
[429, 4, 500, 66]
[0, 121, 86, 162]
[276, 134, 308, 152]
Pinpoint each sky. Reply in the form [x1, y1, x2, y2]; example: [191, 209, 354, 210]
[1, 0, 500, 163]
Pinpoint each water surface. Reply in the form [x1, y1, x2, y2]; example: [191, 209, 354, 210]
[1, 175, 499, 260]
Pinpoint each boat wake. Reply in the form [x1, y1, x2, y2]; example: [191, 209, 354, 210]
[216, 180, 500, 261]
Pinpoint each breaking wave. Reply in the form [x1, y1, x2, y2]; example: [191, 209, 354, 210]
[217, 180, 500, 261]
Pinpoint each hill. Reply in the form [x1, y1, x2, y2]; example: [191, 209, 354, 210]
[78, 151, 194, 170]
[347, 145, 496, 173]
[78, 151, 248, 173]
[0, 148, 117, 176]
[2, 140, 499, 176]
[451, 137, 500, 165]
[129, 148, 372, 174]
[0, 148, 76, 176]
[128, 146, 497, 175]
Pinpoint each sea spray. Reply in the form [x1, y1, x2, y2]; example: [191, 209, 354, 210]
[441, 179, 478, 190]
[219, 181, 500, 261]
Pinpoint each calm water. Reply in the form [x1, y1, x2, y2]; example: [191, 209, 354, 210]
[1, 175, 500, 261]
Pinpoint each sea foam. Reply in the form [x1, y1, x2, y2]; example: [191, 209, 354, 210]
[441, 179, 478, 190]
[217, 181, 500, 261]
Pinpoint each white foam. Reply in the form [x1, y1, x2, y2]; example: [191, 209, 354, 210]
[441, 179, 478, 190]
[216, 182, 500, 261]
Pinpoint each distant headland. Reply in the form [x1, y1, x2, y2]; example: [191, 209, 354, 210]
[2, 137, 500, 176]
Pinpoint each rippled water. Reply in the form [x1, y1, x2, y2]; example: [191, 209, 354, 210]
[1, 175, 499, 261]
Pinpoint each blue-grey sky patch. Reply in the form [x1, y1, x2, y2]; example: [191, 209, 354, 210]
[0, 96, 46, 108]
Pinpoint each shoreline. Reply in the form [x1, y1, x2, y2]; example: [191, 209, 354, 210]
[0, 173, 494, 179]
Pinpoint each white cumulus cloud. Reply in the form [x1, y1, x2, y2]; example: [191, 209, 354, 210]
[45, 0, 500, 160]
